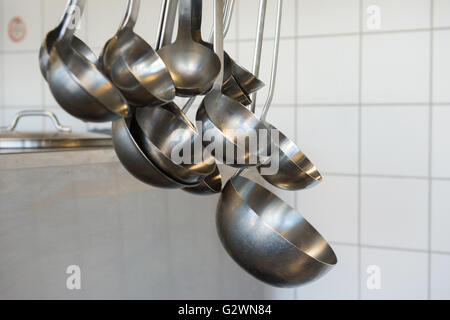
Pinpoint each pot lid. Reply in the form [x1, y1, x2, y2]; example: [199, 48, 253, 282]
[0, 110, 112, 149]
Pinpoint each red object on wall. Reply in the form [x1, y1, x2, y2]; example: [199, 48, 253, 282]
[8, 16, 27, 43]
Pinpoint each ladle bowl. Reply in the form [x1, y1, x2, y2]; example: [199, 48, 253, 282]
[158, 40, 221, 96]
[48, 42, 130, 122]
[216, 175, 337, 287]
[102, 0, 175, 107]
[183, 165, 222, 195]
[46, 0, 130, 122]
[135, 105, 216, 185]
[258, 123, 322, 190]
[112, 115, 195, 189]
[197, 91, 271, 167]
[39, 0, 97, 81]
[158, 0, 221, 96]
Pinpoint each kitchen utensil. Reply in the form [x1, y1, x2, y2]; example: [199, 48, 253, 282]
[215, 0, 336, 288]
[39, 0, 96, 81]
[256, 0, 321, 190]
[112, 113, 198, 189]
[183, 165, 222, 195]
[0, 110, 112, 149]
[158, 0, 221, 96]
[101, 0, 175, 107]
[135, 103, 215, 185]
[196, 0, 271, 168]
[216, 173, 337, 287]
[47, 1, 130, 122]
[250, 0, 267, 112]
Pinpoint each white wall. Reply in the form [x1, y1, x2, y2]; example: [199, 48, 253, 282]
[0, 0, 449, 299]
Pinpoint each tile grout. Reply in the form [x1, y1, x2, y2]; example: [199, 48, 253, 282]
[331, 241, 450, 257]
[427, 0, 435, 300]
[357, 0, 363, 300]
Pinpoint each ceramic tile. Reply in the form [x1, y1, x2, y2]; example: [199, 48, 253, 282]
[432, 107, 450, 178]
[362, 0, 430, 32]
[362, 32, 430, 103]
[433, 30, 450, 103]
[430, 253, 450, 299]
[298, 36, 359, 104]
[298, 107, 359, 174]
[361, 177, 428, 250]
[360, 247, 428, 300]
[298, 0, 360, 35]
[431, 180, 450, 252]
[361, 106, 429, 177]
[298, 175, 359, 244]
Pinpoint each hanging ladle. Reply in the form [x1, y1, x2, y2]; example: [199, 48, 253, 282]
[216, 0, 336, 287]
[112, 0, 203, 189]
[196, 0, 271, 168]
[39, 0, 96, 81]
[46, 0, 130, 122]
[101, 0, 175, 107]
[158, 0, 221, 96]
[255, 0, 322, 190]
[132, 0, 217, 186]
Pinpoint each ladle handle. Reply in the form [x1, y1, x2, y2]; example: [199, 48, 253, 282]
[182, 0, 232, 111]
[58, 0, 86, 42]
[261, 0, 282, 122]
[157, 0, 178, 49]
[212, 0, 225, 90]
[177, 0, 202, 41]
[119, 0, 140, 31]
[250, 0, 267, 113]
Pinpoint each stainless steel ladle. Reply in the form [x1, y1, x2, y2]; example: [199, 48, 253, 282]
[132, 0, 216, 186]
[256, 0, 322, 190]
[101, 0, 175, 107]
[215, 0, 336, 288]
[47, 0, 130, 122]
[39, 0, 96, 81]
[158, 0, 221, 96]
[196, 0, 271, 168]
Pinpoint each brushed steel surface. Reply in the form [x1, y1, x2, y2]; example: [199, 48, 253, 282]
[183, 165, 223, 195]
[158, 0, 221, 96]
[135, 105, 215, 185]
[39, 0, 97, 81]
[256, 0, 322, 190]
[101, 0, 175, 107]
[47, 0, 130, 122]
[196, 0, 271, 168]
[112, 115, 190, 189]
[216, 175, 337, 287]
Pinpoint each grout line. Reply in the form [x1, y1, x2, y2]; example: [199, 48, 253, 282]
[233, 25, 450, 42]
[324, 172, 450, 181]
[331, 241, 450, 257]
[357, 0, 363, 300]
[293, 0, 299, 301]
[427, 0, 435, 301]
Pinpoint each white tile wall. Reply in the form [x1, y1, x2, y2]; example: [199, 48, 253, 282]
[360, 248, 428, 300]
[361, 177, 429, 250]
[362, 32, 430, 103]
[0, 0, 450, 300]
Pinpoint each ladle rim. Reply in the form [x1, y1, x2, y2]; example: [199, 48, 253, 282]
[227, 175, 337, 267]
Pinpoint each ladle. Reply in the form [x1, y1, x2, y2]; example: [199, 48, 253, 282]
[188, 0, 250, 105]
[47, 0, 130, 122]
[196, 0, 271, 168]
[132, 0, 216, 186]
[39, 0, 96, 81]
[158, 0, 221, 96]
[101, 0, 175, 107]
[256, 0, 322, 190]
[216, 0, 336, 288]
